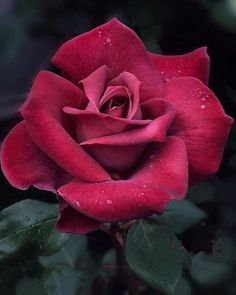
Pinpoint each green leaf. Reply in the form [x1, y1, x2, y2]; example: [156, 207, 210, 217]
[189, 252, 231, 286]
[0, 199, 69, 259]
[43, 267, 79, 295]
[187, 182, 215, 204]
[153, 200, 207, 234]
[174, 277, 192, 295]
[125, 218, 183, 294]
[39, 235, 87, 268]
[16, 277, 46, 295]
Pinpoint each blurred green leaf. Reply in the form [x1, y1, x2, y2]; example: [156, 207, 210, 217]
[174, 276, 192, 295]
[0, 199, 69, 260]
[39, 235, 87, 268]
[100, 249, 117, 278]
[125, 218, 183, 294]
[16, 277, 45, 295]
[153, 200, 207, 234]
[43, 267, 79, 295]
[187, 182, 215, 204]
[189, 251, 231, 286]
[40, 235, 100, 295]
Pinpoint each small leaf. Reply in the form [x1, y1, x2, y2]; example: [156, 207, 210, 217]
[189, 252, 231, 286]
[125, 218, 183, 294]
[0, 200, 68, 259]
[153, 200, 207, 234]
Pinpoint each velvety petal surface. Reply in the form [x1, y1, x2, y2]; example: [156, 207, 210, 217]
[1, 121, 69, 192]
[164, 77, 233, 183]
[21, 71, 111, 182]
[150, 47, 210, 85]
[52, 18, 163, 100]
[58, 136, 188, 222]
[80, 65, 112, 110]
[56, 199, 101, 234]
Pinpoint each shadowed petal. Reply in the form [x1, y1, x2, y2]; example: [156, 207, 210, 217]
[1, 121, 69, 192]
[56, 199, 101, 234]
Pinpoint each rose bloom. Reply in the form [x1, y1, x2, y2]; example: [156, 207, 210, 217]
[1, 19, 233, 233]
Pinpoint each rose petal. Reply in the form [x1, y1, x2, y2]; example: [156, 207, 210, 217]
[80, 99, 175, 145]
[63, 107, 151, 142]
[56, 199, 101, 234]
[1, 121, 69, 192]
[108, 72, 141, 119]
[150, 47, 210, 85]
[52, 18, 163, 100]
[164, 77, 233, 183]
[80, 65, 112, 110]
[21, 71, 111, 182]
[58, 136, 188, 222]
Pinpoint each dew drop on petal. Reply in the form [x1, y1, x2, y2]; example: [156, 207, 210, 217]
[200, 104, 206, 109]
[106, 199, 112, 205]
[142, 184, 148, 188]
[76, 201, 80, 207]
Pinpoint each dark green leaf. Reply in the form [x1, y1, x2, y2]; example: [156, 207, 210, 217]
[153, 200, 207, 234]
[43, 267, 79, 295]
[174, 277, 192, 295]
[0, 199, 68, 259]
[187, 182, 215, 204]
[16, 277, 46, 295]
[125, 218, 183, 294]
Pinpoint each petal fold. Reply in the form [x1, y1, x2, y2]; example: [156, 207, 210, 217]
[58, 136, 188, 223]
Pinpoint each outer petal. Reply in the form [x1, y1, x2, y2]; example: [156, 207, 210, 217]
[150, 47, 210, 85]
[56, 199, 101, 234]
[21, 71, 111, 182]
[52, 18, 163, 100]
[58, 137, 188, 223]
[164, 77, 233, 183]
[1, 121, 69, 192]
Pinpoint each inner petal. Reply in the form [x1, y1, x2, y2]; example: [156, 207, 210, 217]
[99, 86, 131, 118]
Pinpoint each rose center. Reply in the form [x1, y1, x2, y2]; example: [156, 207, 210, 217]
[100, 96, 128, 118]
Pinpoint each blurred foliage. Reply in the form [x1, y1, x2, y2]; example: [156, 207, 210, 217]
[0, 0, 236, 294]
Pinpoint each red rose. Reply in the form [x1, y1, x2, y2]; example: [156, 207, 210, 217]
[1, 19, 233, 234]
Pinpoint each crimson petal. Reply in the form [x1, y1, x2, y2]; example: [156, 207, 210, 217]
[21, 71, 111, 182]
[1, 121, 69, 192]
[164, 77, 233, 183]
[58, 136, 188, 222]
[52, 18, 163, 100]
[56, 199, 101, 234]
[150, 47, 210, 85]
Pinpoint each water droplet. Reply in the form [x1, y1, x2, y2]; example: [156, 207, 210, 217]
[101, 190, 105, 194]
[149, 164, 154, 168]
[76, 201, 80, 207]
[25, 216, 30, 221]
[200, 104, 206, 109]
[160, 71, 164, 75]
[106, 199, 112, 205]
[105, 37, 111, 43]
[142, 184, 148, 188]
[165, 78, 170, 82]
[202, 97, 206, 101]
[138, 192, 144, 197]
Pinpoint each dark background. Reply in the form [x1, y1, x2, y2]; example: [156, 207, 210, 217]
[0, 0, 236, 294]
